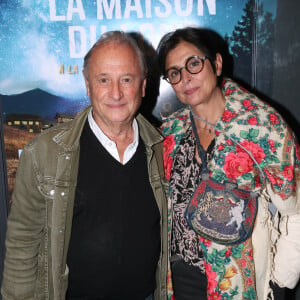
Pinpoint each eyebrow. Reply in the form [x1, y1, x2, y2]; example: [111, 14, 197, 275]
[96, 72, 135, 77]
[96, 73, 109, 77]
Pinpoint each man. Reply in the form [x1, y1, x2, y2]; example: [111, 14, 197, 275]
[1, 31, 168, 300]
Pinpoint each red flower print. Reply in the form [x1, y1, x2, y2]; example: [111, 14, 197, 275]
[199, 236, 212, 247]
[274, 176, 283, 186]
[265, 170, 283, 187]
[255, 176, 262, 187]
[237, 141, 266, 163]
[164, 157, 173, 181]
[163, 135, 175, 180]
[217, 145, 224, 151]
[224, 87, 236, 96]
[209, 292, 222, 300]
[225, 89, 232, 96]
[224, 152, 254, 178]
[265, 169, 276, 185]
[205, 263, 218, 294]
[268, 139, 276, 152]
[222, 110, 237, 122]
[248, 117, 258, 125]
[225, 249, 231, 257]
[269, 113, 279, 125]
[246, 277, 253, 286]
[242, 99, 251, 108]
[163, 135, 175, 158]
[248, 249, 253, 260]
[240, 259, 246, 267]
[283, 165, 294, 181]
[227, 139, 233, 146]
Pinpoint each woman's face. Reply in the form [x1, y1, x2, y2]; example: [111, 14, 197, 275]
[165, 41, 222, 108]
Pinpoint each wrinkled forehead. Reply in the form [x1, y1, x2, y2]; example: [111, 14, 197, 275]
[87, 43, 143, 78]
[87, 41, 144, 77]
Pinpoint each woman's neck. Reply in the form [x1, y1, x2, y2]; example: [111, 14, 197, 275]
[190, 91, 225, 126]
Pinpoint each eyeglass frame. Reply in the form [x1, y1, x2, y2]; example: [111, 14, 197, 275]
[163, 55, 210, 85]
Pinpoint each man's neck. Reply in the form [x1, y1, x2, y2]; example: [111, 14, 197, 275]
[89, 110, 137, 163]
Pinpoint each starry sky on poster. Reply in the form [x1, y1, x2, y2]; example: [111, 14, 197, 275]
[0, 0, 276, 101]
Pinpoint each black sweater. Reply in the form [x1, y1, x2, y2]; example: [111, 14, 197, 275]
[67, 122, 161, 300]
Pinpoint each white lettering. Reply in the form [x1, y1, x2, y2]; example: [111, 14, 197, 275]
[197, 0, 216, 16]
[89, 26, 97, 48]
[174, 0, 192, 17]
[154, 0, 172, 18]
[124, 0, 143, 19]
[67, 0, 86, 20]
[97, 0, 121, 20]
[69, 26, 87, 58]
[145, 0, 152, 18]
[49, 0, 66, 21]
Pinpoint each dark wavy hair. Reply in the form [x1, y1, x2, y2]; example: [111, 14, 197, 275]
[157, 27, 228, 85]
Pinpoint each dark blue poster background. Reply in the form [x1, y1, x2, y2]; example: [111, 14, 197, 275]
[0, 0, 276, 120]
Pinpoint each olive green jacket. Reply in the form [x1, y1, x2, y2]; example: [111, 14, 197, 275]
[1, 106, 168, 300]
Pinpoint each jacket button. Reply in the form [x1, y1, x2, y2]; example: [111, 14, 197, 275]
[50, 190, 55, 196]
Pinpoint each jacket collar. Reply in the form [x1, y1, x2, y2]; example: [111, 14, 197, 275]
[52, 105, 162, 151]
[52, 105, 91, 151]
[136, 113, 163, 147]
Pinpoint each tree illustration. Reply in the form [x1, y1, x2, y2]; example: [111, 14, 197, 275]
[228, 0, 275, 93]
[228, 0, 258, 85]
[256, 9, 275, 94]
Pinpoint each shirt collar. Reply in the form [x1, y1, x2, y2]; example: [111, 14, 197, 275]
[87, 109, 139, 164]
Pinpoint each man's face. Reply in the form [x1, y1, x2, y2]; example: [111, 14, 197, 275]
[84, 42, 146, 129]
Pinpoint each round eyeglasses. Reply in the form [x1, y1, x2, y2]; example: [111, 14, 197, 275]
[163, 55, 209, 85]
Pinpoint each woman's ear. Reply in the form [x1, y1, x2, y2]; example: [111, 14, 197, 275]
[215, 53, 223, 76]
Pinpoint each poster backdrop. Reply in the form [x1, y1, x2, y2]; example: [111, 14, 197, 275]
[0, 0, 278, 201]
[1, 0, 276, 115]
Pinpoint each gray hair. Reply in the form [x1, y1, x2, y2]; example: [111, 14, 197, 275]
[83, 30, 147, 80]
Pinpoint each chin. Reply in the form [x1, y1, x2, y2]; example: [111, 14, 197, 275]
[108, 113, 132, 123]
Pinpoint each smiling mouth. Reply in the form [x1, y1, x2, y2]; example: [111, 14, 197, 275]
[184, 87, 199, 95]
[106, 103, 126, 108]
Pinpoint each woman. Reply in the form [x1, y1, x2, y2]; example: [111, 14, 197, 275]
[157, 27, 300, 300]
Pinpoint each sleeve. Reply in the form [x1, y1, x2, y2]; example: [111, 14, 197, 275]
[267, 132, 300, 288]
[1, 146, 46, 299]
[273, 213, 300, 289]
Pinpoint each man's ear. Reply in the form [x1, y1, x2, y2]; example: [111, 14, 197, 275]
[141, 77, 147, 98]
[215, 53, 223, 76]
[83, 70, 90, 96]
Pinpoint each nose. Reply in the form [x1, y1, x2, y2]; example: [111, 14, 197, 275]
[109, 81, 123, 100]
[181, 68, 192, 83]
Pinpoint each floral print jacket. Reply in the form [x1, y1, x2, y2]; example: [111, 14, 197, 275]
[161, 78, 300, 300]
